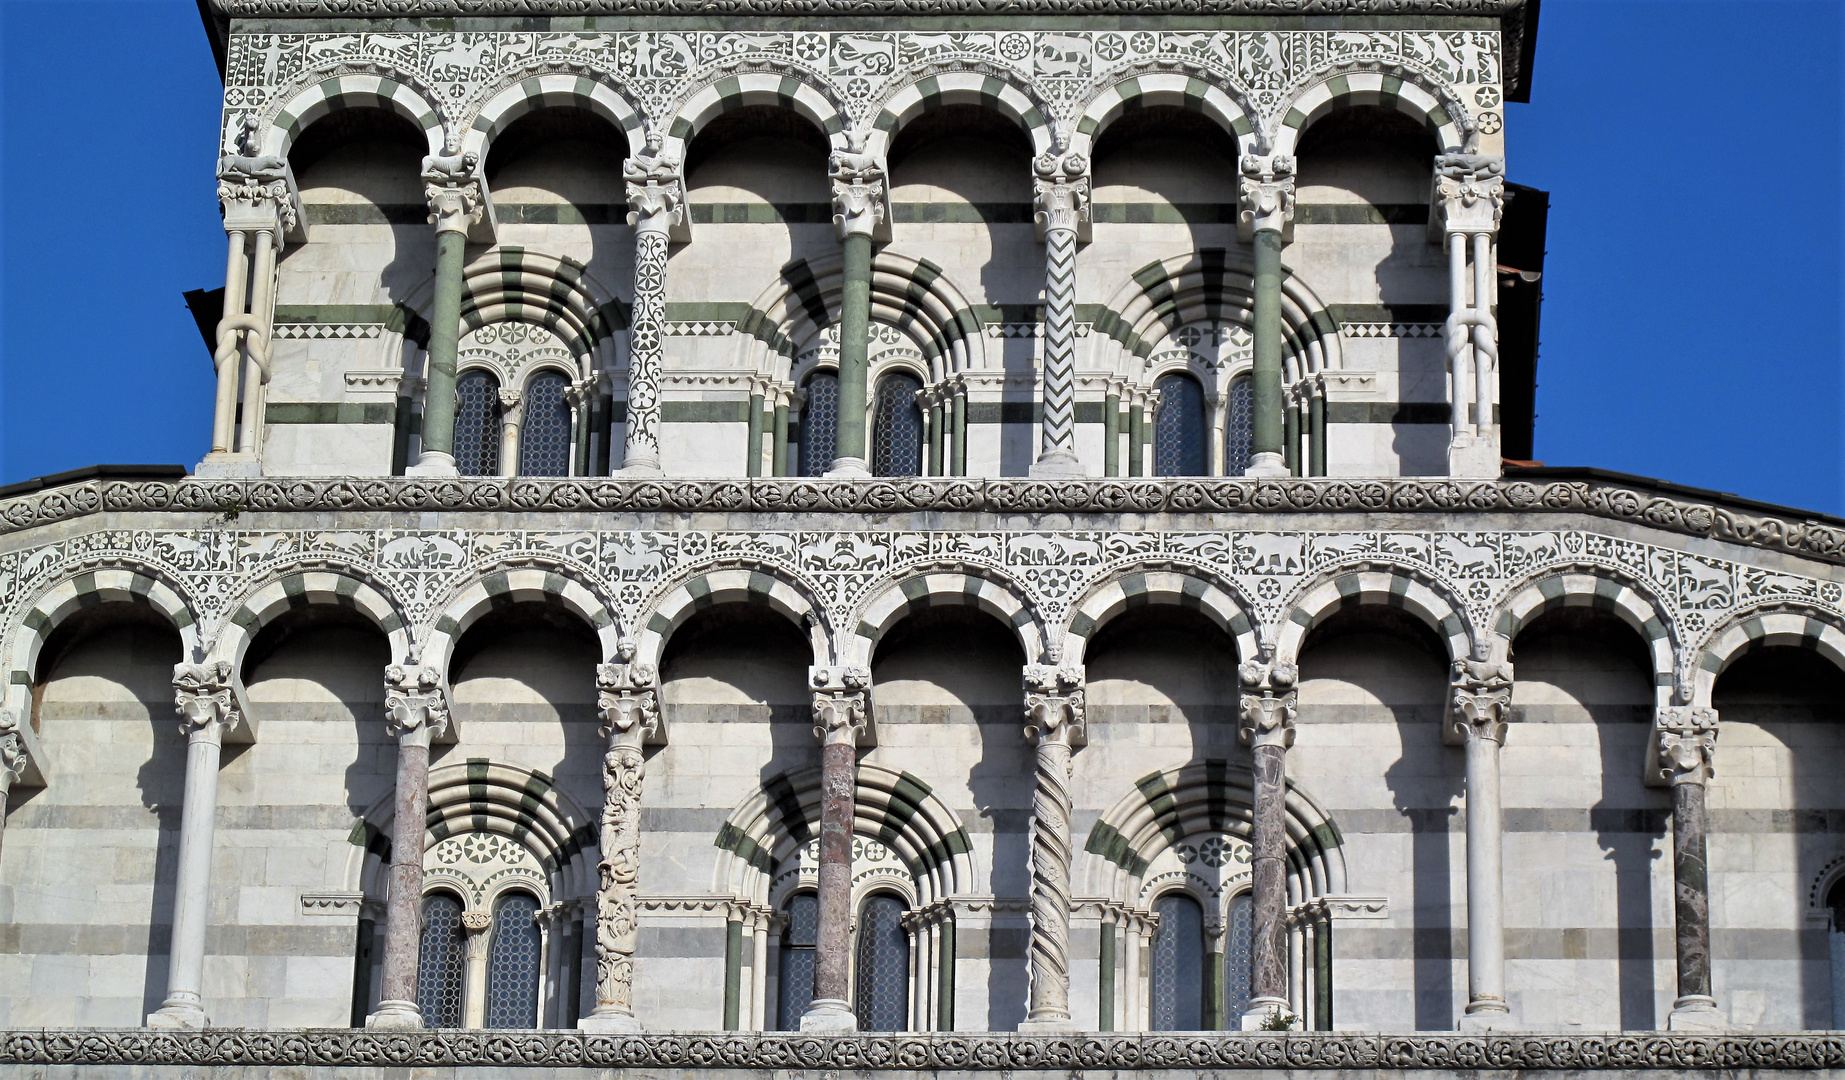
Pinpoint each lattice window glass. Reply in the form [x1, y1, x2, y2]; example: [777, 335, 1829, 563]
[518, 370, 573, 477]
[799, 372, 839, 477]
[454, 370, 502, 476]
[415, 892, 467, 1028]
[854, 892, 910, 1031]
[1150, 893, 1205, 1031]
[1225, 377, 1254, 475]
[1224, 892, 1254, 1022]
[485, 891, 543, 1029]
[777, 891, 819, 1030]
[1153, 374, 1208, 476]
[870, 372, 924, 477]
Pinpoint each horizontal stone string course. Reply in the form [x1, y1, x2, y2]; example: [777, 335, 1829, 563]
[2, 1030, 1843, 1070]
[5, 477, 1842, 565]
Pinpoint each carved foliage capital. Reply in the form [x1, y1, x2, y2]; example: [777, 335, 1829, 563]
[1238, 659, 1298, 749]
[1433, 153, 1506, 233]
[1238, 153, 1297, 234]
[624, 149, 685, 233]
[597, 661, 660, 744]
[0, 708, 24, 781]
[1033, 151, 1090, 235]
[384, 664, 450, 740]
[1655, 706, 1718, 786]
[173, 661, 241, 738]
[423, 150, 485, 233]
[1023, 663, 1086, 746]
[810, 664, 870, 746]
[1449, 657, 1513, 745]
[829, 137, 887, 239]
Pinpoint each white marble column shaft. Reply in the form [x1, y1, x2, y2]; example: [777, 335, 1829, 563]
[1021, 664, 1085, 1029]
[1450, 658, 1514, 1029]
[581, 659, 660, 1032]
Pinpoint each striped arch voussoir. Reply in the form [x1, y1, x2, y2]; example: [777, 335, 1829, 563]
[870, 70, 1054, 158]
[1072, 72, 1255, 159]
[1493, 571, 1675, 702]
[851, 569, 1045, 667]
[224, 571, 409, 667]
[637, 565, 828, 671]
[6, 568, 197, 714]
[262, 72, 445, 159]
[664, 71, 844, 152]
[459, 248, 625, 363]
[1694, 607, 1845, 707]
[1064, 569, 1257, 667]
[461, 72, 647, 160]
[1271, 70, 1466, 158]
[1276, 568, 1472, 667]
[423, 568, 619, 675]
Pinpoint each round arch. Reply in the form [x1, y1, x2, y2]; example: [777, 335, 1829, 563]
[458, 70, 648, 162]
[1693, 605, 1845, 708]
[421, 566, 621, 677]
[636, 563, 832, 672]
[850, 567, 1046, 668]
[218, 569, 413, 675]
[868, 69, 1057, 160]
[1071, 70, 1258, 161]
[4, 567, 199, 718]
[661, 69, 845, 160]
[260, 72, 446, 160]
[1064, 566, 1259, 668]
[1490, 568, 1677, 705]
[1274, 566, 1473, 668]
[1269, 69, 1471, 159]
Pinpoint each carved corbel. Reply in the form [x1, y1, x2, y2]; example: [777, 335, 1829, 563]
[624, 146, 689, 243]
[810, 665, 873, 747]
[1033, 150, 1091, 244]
[1023, 664, 1086, 749]
[384, 664, 452, 744]
[1429, 153, 1506, 241]
[828, 132, 889, 243]
[1237, 153, 1297, 242]
[597, 657, 665, 748]
[1237, 659, 1298, 750]
[1446, 657, 1513, 746]
[423, 148, 496, 243]
[1647, 706, 1718, 788]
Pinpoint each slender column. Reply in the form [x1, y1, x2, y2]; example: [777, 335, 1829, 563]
[950, 385, 966, 475]
[1658, 706, 1726, 1031]
[1097, 915, 1117, 1030]
[771, 389, 792, 477]
[1031, 152, 1089, 477]
[1021, 664, 1086, 1030]
[1308, 380, 1327, 476]
[1239, 153, 1296, 477]
[1127, 396, 1145, 477]
[1446, 232, 1474, 442]
[581, 659, 661, 1031]
[1431, 154, 1506, 477]
[1284, 391, 1302, 477]
[208, 121, 295, 468]
[496, 388, 523, 477]
[746, 382, 766, 477]
[751, 909, 771, 1030]
[828, 138, 886, 478]
[620, 147, 684, 476]
[1238, 659, 1299, 1029]
[367, 665, 451, 1029]
[146, 663, 240, 1028]
[802, 665, 870, 1031]
[927, 390, 945, 476]
[1449, 657, 1514, 1029]
[407, 151, 486, 476]
[0, 709, 24, 865]
[462, 912, 492, 1028]
[936, 910, 956, 1030]
[1472, 230, 1497, 436]
[210, 230, 250, 454]
[1104, 385, 1121, 477]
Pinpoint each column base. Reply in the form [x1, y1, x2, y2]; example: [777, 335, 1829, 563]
[1241, 997, 1299, 1031]
[364, 999, 425, 1030]
[616, 458, 662, 477]
[145, 1001, 209, 1030]
[192, 454, 262, 479]
[1668, 996, 1728, 1032]
[1446, 436, 1501, 479]
[1457, 1000, 1516, 1032]
[799, 998, 858, 1032]
[1244, 452, 1288, 478]
[405, 451, 458, 478]
[1028, 452, 1086, 479]
[578, 1009, 645, 1033]
[824, 458, 871, 480]
[1018, 1014, 1079, 1032]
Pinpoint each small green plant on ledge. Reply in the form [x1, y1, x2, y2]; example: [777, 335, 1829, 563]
[1259, 1006, 1300, 1031]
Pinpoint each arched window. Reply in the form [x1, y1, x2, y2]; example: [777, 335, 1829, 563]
[1223, 891, 1254, 1022]
[1153, 374, 1207, 476]
[799, 372, 839, 477]
[1225, 377, 1254, 475]
[416, 892, 467, 1028]
[777, 891, 819, 1030]
[1150, 892, 1205, 1030]
[854, 892, 909, 1031]
[454, 370, 503, 476]
[870, 372, 924, 477]
[1830, 879, 1845, 1028]
[519, 370, 573, 476]
[484, 891, 543, 1028]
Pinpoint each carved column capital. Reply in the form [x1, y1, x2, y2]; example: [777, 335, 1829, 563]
[624, 149, 685, 236]
[0, 708, 25, 786]
[1654, 706, 1718, 786]
[1238, 153, 1297, 237]
[597, 661, 661, 746]
[1023, 664, 1086, 748]
[829, 137, 887, 240]
[172, 661, 240, 740]
[384, 664, 450, 741]
[422, 150, 487, 235]
[1449, 657, 1513, 745]
[1238, 659, 1298, 750]
[810, 665, 871, 747]
[1033, 151, 1091, 238]
[1432, 153, 1506, 236]
[497, 386, 524, 411]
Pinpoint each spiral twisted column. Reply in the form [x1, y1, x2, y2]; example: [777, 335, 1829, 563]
[1656, 705, 1726, 1032]
[803, 665, 870, 1031]
[581, 659, 662, 1031]
[367, 665, 451, 1030]
[1030, 153, 1089, 478]
[1237, 659, 1297, 1029]
[1021, 664, 1086, 1029]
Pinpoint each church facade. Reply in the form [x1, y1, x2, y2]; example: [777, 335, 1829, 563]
[3, 0, 1845, 1074]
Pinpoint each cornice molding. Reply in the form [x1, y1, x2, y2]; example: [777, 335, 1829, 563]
[3, 476, 1841, 568]
[212, 0, 1523, 13]
[0, 1029, 1839, 1070]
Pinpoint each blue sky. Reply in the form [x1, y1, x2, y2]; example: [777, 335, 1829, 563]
[1, 0, 1840, 512]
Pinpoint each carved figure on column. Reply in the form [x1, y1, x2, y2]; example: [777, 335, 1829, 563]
[1031, 151, 1090, 478]
[369, 664, 450, 1030]
[620, 145, 684, 476]
[173, 661, 241, 736]
[803, 664, 870, 1031]
[1448, 657, 1512, 745]
[0, 708, 21, 861]
[829, 134, 887, 240]
[826, 134, 887, 478]
[1238, 153, 1295, 478]
[1238, 658, 1298, 1028]
[1656, 705, 1726, 1032]
[1022, 664, 1086, 1029]
[1237, 153, 1297, 238]
[1448, 656, 1515, 1029]
[1432, 154, 1507, 232]
[582, 655, 661, 1032]
[423, 150, 487, 233]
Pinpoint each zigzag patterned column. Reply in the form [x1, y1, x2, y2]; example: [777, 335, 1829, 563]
[1237, 659, 1297, 1029]
[582, 659, 660, 1032]
[1031, 153, 1089, 478]
[1021, 665, 1085, 1029]
[620, 148, 683, 476]
[1657, 706, 1726, 1031]
[367, 665, 450, 1030]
